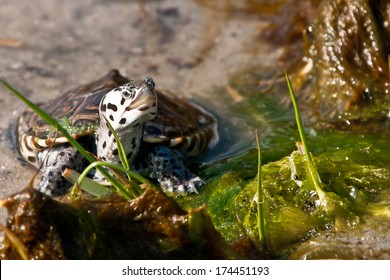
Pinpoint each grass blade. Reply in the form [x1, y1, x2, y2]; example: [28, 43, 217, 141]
[103, 115, 143, 196]
[0, 224, 30, 260]
[0, 79, 134, 199]
[285, 72, 327, 208]
[255, 129, 268, 252]
[388, 54, 390, 80]
[102, 116, 131, 172]
[75, 161, 157, 196]
[62, 168, 112, 198]
[0, 79, 95, 163]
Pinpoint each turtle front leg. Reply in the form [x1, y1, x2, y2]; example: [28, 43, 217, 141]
[141, 145, 203, 193]
[36, 144, 85, 196]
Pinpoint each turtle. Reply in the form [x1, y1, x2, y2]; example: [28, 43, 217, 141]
[17, 69, 218, 196]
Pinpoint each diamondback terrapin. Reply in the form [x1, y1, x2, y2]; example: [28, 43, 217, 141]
[17, 70, 218, 196]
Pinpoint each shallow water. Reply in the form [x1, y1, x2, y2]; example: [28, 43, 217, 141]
[1, 0, 389, 259]
[0, 0, 272, 199]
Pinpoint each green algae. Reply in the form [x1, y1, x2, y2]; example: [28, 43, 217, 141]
[178, 130, 390, 257]
[175, 60, 390, 258]
[2, 0, 390, 259]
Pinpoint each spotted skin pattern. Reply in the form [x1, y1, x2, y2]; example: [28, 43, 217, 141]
[96, 78, 204, 193]
[142, 145, 203, 193]
[97, 77, 157, 165]
[17, 71, 218, 196]
[37, 144, 85, 195]
[37, 78, 158, 195]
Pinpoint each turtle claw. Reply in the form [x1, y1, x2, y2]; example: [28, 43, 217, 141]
[140, 145, 205, 194]
[36, 145, 85, 196]
[163, 176, 203, 194]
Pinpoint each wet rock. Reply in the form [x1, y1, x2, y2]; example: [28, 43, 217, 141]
[305, 0, 390, 124]
[0, 187, 238, 259]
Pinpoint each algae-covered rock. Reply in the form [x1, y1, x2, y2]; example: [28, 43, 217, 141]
[0, 187, 238, 259]
[184, 129, 390, 259]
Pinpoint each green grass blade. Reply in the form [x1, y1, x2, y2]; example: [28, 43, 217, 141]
[103, 115, 149, 195]
[255, 129, 268, 252]
[76, 161, 157, 196]
[103, 115, 131, 172]
[0, 79, 134, 200]
[388, 54, 390, 80]
[0, 224, 30, 260]
[285, 72, 327, 207]
[63, 168, 112, 198]
[0, 79, 95, 163]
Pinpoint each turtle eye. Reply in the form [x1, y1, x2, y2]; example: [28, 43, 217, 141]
[122, 90, 131, 97]
[143, 77, 155, 89]
[117, 83, 136, 99]
[120, 88, 135, 99]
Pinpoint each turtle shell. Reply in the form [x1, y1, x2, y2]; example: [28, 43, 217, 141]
[17, 70, 218, 164]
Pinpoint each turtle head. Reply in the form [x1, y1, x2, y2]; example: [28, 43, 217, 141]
[99, 77, 157, 131]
